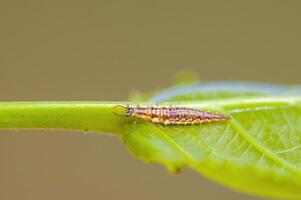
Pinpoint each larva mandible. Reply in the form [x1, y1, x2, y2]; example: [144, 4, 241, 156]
[113, 105, 230, 125]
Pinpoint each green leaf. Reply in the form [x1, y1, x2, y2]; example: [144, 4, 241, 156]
[1, 82, 301, 199]
[123, 82, 301, 199]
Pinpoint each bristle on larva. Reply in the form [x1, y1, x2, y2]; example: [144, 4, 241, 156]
[115, 105, 230, 125]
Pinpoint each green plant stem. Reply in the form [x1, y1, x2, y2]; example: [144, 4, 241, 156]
[0, 102, 128, 135]
[0, 97, 300, 136]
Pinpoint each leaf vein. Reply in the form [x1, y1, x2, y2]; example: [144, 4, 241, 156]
[228, 117, 301, 176]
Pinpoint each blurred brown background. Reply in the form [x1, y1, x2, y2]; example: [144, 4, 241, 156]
[0, 1, 300, 200]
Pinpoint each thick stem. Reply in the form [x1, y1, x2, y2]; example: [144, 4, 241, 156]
[0, 97, 299, 135]
[0, 102, 129, 135]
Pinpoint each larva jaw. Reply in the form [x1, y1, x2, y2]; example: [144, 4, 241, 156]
[125, 106, 135, 116]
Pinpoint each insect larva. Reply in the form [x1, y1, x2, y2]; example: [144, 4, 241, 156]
[113, 105, 230, 125]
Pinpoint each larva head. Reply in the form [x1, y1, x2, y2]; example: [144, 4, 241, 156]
[125, 106, 135, 116]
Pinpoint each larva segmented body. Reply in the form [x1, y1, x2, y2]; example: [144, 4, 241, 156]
[115, 105, 230, 125]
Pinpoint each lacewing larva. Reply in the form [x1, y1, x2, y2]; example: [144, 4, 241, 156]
[113, 105, 230, 125]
